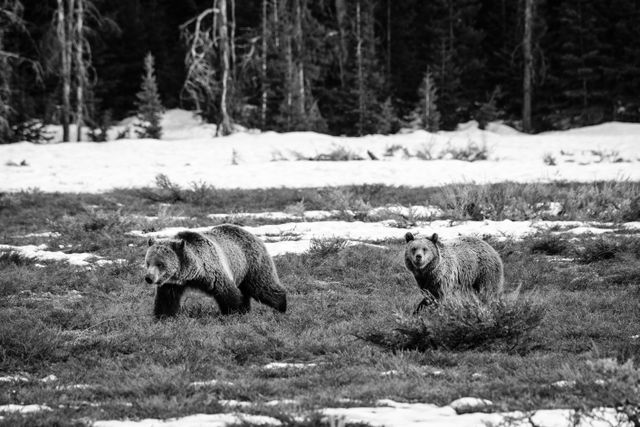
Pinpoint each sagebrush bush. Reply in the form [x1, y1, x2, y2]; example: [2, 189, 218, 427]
[307, 237, 349, 259]
[363, 291, 546, 354]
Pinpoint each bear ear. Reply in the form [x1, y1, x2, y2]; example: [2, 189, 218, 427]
[171, 239, 186, 253]
[430, 233, 439, 244]
[147, 237, 156, 247]
[405, 232, 415, 242]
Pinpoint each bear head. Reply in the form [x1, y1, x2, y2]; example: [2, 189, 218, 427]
[404, 232, 440, 270]
[144, 238, 186, 286]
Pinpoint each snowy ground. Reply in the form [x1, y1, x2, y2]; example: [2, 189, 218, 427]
[2, 109, 640, 193]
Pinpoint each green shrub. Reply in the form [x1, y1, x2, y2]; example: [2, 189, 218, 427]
[530, 234, 569, 255]
[363, 291, 546, 354]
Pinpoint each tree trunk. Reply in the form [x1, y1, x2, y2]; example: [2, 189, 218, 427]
[57, 0, 71, 142]
[230, 0, 236, 78]
[293, 0, 304, 120]
[356, 0, 364, 136]
[334, 0, 348, 86]
[522, 0, 533, 133]
[386, 0, 391, 78]
[424, 70, 430, 128]
[273, 0, 279, 48]
[75, 0, 83, 142]
[218, 0, 233, 135]
[284, 1, 292, 129]
[261, 0, 268, 128]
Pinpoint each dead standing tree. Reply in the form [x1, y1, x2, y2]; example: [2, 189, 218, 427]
[180, 0, 234, 136]
[53, 0, 92, 142]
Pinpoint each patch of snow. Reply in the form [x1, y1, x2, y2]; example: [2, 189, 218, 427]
[0, 375, 29, 383]
[0, 373, 62, 384]
[12, 231, 60, 239]
[564, 226, 613, 235]
[0, 244, 111, 266]
[264, 399, 300, 406]
[262, 362, 318, 370]
[448, 397, 493, 414]
[534, 202, 564, 217]
[188, 380, 234, 389]
[0, 404, 52, 414]
[551, 380, 577, 389]
[56, 383, 95, 391]
[218, 400, 253, 408]
[485, 121, 522, 135]
[322, 400, 632, 427]
[40, 374, 57, 383]
[380, 370, 399, 377]
[93, 413, 282, 427]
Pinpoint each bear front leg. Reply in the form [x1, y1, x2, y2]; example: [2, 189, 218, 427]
[413, 292, 439, 315]
[154, 284, 186, 319]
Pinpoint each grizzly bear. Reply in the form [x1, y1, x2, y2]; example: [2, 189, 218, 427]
[144, 224, 287, 318]
[404, 232, 504, 313]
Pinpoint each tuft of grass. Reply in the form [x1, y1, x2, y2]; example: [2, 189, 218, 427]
[308, 147, 364, 162]
[529, 234, 569, 255]
[0, 250, 36, 267]
[543, 153, 557, 166]
[362, 291, 546, 354]
[0, 315, 69, 367]
[440, 141, 489, 162]
[622, 196, 640, 221]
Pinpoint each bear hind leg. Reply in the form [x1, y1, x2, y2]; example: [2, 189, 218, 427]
[154, 284, 186, 319]
[244, 272, 287, 313]
[211, 285, 250, 315]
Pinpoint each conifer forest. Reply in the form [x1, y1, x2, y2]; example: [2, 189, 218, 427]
[1, 0, 639, 142]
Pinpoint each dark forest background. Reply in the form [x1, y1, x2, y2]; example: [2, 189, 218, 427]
[1, 0, 640, 142]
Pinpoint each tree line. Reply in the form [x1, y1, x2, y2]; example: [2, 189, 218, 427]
[1, 0, 639, 142]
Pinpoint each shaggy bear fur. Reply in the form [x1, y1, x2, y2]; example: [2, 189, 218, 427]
[144, 224, 287, 318]
[404, 232, 504, 313]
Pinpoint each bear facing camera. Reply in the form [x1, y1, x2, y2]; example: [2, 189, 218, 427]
[144, 224, 287, 318]
[404, 232, 504, 313]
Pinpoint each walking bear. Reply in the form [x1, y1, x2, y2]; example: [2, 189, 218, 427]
[144, 224, 287, 318]
[404, 232, 504, 313]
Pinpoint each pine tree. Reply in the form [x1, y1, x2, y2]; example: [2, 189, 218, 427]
[135, 52, 163, 139]
[415, 71, 441, 132]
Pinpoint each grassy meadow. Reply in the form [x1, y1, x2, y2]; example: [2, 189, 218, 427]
[0, 181, 639, 426]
